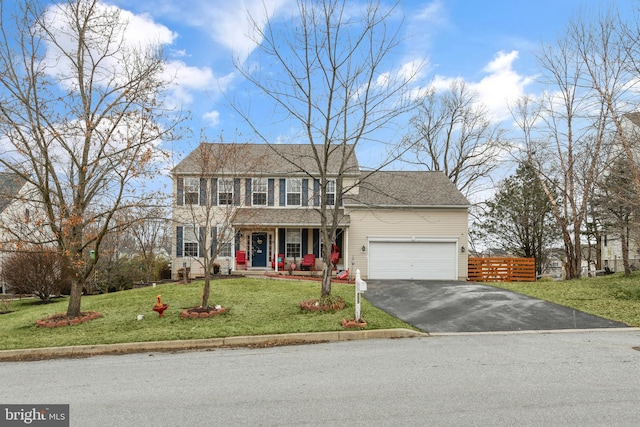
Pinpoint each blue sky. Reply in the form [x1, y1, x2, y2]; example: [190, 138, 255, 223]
[103, 0, 631, 168]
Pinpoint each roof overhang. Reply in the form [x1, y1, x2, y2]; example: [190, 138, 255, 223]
[233, 208, 350, 227]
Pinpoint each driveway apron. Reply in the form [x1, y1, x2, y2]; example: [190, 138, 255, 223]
[364, 280, 629, 333]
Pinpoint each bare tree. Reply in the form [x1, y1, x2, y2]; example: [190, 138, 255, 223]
[570, 6, 640, 205]
[173, 142, 261, 309]
[511, 23, 612, 279]
[596, 155, 638, 276]
[126, 205, 170, 284]
[401, 80, 507, 197]
[0, 0, 182, 317]
[235, 0, 421, 297]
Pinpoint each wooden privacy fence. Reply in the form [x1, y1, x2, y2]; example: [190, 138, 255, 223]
[468, 257, 536, 282]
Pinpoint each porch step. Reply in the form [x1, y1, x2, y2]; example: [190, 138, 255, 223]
[236, 268, 270, 277]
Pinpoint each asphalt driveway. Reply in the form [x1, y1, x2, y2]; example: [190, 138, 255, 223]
[363, 280, 629, 333]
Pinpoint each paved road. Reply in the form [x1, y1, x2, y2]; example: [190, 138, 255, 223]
[364, 280, 629, 333]
[2, 331, 640, 426]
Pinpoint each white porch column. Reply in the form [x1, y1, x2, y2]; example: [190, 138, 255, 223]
[345, 227, 350, 277]
[275, 227, 279, 272]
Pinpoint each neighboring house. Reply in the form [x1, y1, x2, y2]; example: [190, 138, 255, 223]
[601, 233, 640, 273]
[0, 173, 34, 292]
[171, 143, 470, 280]
[599, 112, 640, 273]
[480, 248, 511, 258]
[538, 249, 565, 280]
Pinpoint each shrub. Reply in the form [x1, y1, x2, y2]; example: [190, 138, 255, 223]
[0, 249, 71, 302]
[0, 295, 11, 313]
[156, 258, 171, 280]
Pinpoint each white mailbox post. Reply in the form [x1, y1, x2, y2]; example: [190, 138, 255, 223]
[355, 269, 367, 321]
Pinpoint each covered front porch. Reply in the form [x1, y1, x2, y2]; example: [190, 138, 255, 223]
[232, 208, 350, 274]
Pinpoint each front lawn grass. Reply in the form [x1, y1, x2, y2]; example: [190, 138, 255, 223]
[0, 277, 414, 351]
[490, 272, 640, 327]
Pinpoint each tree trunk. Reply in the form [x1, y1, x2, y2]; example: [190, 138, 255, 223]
[201, 270, 211, 308]
[563, 230, 581, 280]
[321, 265, 331, 297]
[66, 279, 83, 317]
[621, 220, 631, 277]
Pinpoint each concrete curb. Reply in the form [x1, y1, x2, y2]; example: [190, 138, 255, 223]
[0, 328, 428, 362]
[428, 327, 640, 337]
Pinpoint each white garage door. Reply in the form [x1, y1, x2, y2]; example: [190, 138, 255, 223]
[368, 241, 457, 280]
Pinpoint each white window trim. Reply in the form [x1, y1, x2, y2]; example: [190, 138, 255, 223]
[326, 179, 336, 206]
[217, 224, 233, 258]
[287, 178, 302, 206]
[184, 177, 199, 205]
[252, 178, 268, 206]
[286, 228, 301, 258]
[183, 225, 199, 257]
[218, 178, 234, 205]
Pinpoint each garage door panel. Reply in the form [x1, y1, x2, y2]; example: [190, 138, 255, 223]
[369, 241, 456, 280]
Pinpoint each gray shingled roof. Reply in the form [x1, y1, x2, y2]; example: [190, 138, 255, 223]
[0, 173, 26, 214]
[346, 171, 469, 207]
[623, 112, 640, 127]
[174, 144, 468, 209]
[173, 143, 360, 177]
[234, 208, 350, 227]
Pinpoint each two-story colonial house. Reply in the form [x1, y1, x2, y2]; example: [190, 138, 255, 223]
[171, 143, 470, 280]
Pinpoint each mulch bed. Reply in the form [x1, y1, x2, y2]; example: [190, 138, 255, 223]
[341, 318, 368, 328]
[180, 306, 229, 319]
[36, 312, 102, 328]
[265, 272, 353, 284]
[299, 299, 346, 312]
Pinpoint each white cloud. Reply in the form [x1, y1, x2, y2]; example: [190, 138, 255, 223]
[474, 51, 536, 121]
[212, 0, 293, 64]
[404, 0, 448, 61]
[41, 2, 238, 110]
[431, 50, 535, 122]
[203, 111, 220, 127]
[165, 60, 233, 92]
[126, 0, 293, 65]
[41, 2, 177, 86]
[121, 9, 176, 45]
[412, 0, 448, 27]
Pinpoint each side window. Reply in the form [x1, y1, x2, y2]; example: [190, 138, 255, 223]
[183, 225, 199, 257]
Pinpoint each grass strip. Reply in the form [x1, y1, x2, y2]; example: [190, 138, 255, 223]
[0, 277, 413, 351]
[490, 272, 640, 327]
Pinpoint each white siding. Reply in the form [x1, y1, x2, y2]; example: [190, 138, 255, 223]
[346, 208, 468, 280]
